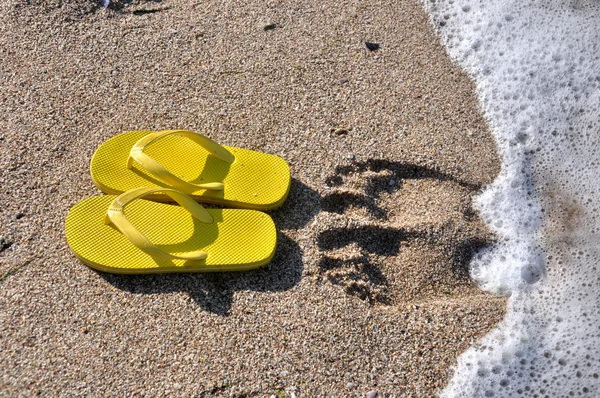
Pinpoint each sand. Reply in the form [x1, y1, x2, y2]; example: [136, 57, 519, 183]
[0, 0, 506, 396]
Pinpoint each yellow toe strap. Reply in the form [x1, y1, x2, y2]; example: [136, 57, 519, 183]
[104, 187, 213, 261]
[126, 130, 235, 192]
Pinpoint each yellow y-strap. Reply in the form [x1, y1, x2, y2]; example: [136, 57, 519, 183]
[126, 130, 235, 192]
[104, 187, 213, 261]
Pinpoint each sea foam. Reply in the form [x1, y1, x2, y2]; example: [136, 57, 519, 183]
[420, 0, 600, 396]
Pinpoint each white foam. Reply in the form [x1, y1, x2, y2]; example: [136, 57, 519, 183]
[420, 0, 600, 396]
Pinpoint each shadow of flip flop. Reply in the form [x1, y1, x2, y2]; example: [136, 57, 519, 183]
[100, 233, 304, 316]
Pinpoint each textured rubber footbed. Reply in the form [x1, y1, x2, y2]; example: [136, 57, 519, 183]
[90, 131, 291, 210]
[65, 195, 277, 274]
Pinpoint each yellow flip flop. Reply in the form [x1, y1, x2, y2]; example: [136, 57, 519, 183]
[90, 130, 291, 210]
[65, 187, 277, 274]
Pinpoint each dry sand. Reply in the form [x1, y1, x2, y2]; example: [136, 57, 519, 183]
[0, 0, 506, 396]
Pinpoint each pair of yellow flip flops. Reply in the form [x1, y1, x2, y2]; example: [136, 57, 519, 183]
[65, 130, 291, 274]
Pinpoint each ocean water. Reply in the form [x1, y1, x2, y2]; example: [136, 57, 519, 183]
[420, 0, 600, 396]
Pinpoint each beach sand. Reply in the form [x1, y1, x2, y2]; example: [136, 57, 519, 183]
[0, 0, 506, 396]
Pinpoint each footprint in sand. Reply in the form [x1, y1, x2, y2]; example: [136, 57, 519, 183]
[316, 159, 492, 305]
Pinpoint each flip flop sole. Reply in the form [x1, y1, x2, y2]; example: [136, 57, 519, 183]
[90, 130, 291, 210]
[65, 195, 277, 274]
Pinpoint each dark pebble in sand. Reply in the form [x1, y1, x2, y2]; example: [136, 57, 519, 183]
[264, 23, 278, 31]
[365, 42, 380, 51]
[16, 212, 24, 220]
[132, 9, 164, 16]
[333, 128, 349, 136]
[0, 237, 12, 252]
